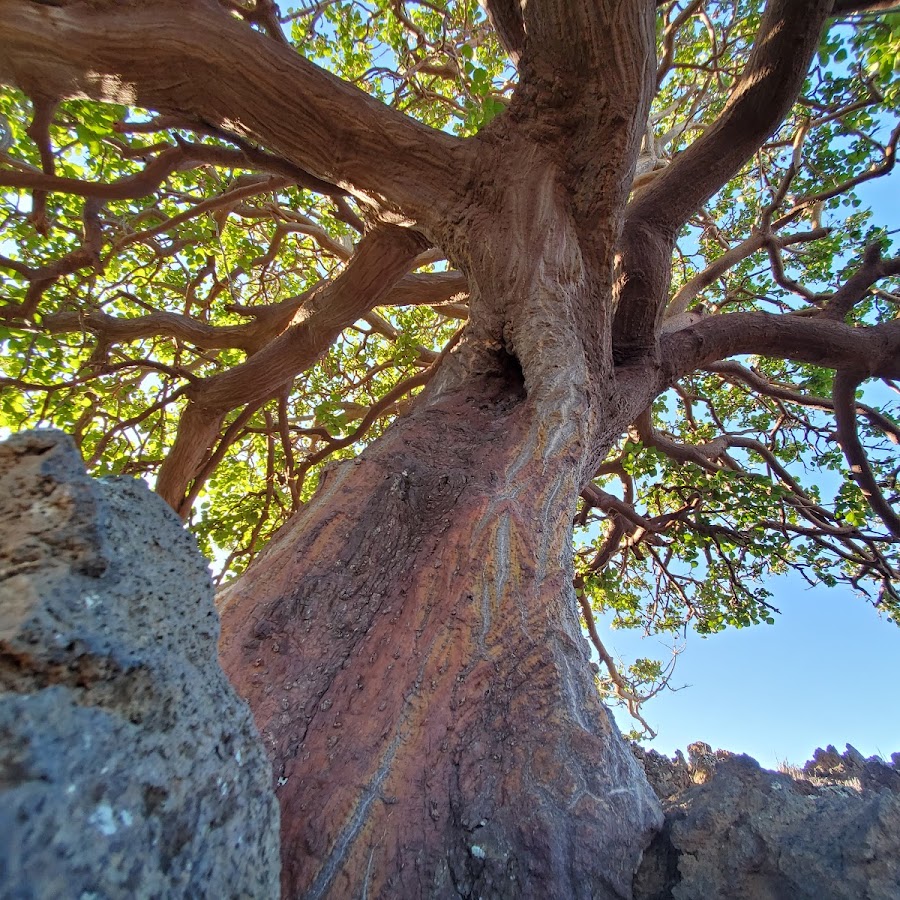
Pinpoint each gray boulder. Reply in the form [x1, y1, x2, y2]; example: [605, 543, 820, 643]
[0, 431, 280, 899]
[634, 743, 900, 900]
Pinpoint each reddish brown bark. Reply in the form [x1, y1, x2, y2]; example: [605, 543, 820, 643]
[219, 356, 661, 898]
[5, 1, 898, 897]
[154, 225, 429, 512]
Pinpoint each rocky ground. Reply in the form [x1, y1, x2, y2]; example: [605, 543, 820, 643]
[632, 740, 900, 900]
[2, 430, 897, 899]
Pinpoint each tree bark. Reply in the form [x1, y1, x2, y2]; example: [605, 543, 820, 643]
[219, 348, 662, 899]
[210, 13, 667, 881]
[16, 1, 883, 896]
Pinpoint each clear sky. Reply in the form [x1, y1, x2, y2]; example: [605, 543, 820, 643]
[604, 577, 900, 769]
[604, 173, 900, 770]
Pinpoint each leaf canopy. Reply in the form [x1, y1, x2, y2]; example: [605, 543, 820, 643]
[0, 1, 898, 715]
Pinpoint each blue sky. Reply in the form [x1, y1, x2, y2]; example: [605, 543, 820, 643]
[605, 173, 900, 769]
[605, 576, 900, 768]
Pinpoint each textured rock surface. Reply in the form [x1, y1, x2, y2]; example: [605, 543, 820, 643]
[0, 430, 280, 899]
[634, 743, 900, 900]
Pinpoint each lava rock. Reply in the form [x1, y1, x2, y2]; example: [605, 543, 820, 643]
[0, 430, 280, 899]
[634, 744, 900, 900]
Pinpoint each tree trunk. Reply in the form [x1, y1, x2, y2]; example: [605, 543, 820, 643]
[219, 348, 662, 898]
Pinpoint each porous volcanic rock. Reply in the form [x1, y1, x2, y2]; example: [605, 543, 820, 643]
[0, 430, 280, 899]
[633, 742, 900, 900]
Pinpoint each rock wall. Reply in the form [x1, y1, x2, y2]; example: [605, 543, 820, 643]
[633, 741, 900, 900]
[0, 431, 280, 899]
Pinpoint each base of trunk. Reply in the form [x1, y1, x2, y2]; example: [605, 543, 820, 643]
[218, 369, 661, 898]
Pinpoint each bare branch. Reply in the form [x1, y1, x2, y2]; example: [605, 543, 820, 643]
[766, 237, 819, 303]
[833, 370, 900, 539]
[107, 175, 293, 256]
[118, 117, 353, 195]
[297, 357, 441, 476]
[776, 121, 900, 228]
[656, 0, 704, 86]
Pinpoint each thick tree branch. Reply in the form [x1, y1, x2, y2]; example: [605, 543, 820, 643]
[514, 0, 655, 78]
[821, 244, 900, 321]
[0, 0, 466, 221]
[501, 0, 656, 239]
[612, 0, 832, 359]
[380, 270, 468, 307]
[155, 224, 428, 511]
[833, 370, 900, 539]
[660, 313, 900, 385]
[480, 0, 524, 63]
[632, 0, 832, 234]
[24, 97, 55, 234]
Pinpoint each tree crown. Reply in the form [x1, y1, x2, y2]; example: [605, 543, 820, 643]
[1, 0, 898, 724]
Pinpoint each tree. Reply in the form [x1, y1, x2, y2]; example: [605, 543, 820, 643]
[1, 0, 899, 895]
